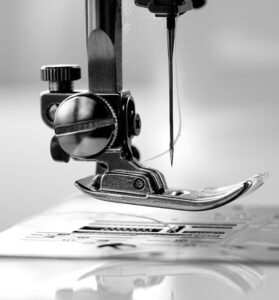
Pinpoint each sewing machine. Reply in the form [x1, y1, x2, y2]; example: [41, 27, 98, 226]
[1, 1, 279, 299]
[40, 0, 266, 211]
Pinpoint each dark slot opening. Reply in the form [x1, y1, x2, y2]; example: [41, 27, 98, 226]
[191, 225, 234, 229]
[180, 231, 225, 235]
[168, 226, 185, 233]
[79, 226, 162, 233]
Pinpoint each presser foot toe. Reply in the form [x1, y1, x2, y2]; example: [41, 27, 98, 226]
[75, 173, 268, 211]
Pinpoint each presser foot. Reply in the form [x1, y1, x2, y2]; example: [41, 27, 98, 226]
[75, 173, 267, 211]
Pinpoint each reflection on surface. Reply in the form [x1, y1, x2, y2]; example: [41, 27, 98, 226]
[55, 261, 264, 300]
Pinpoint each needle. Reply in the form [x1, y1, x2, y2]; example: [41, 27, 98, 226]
[167, 16, 176, 166]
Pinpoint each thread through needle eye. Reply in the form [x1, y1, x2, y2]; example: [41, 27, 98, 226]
[167, 15, 176, 166]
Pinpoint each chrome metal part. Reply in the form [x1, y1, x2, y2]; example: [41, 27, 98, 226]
[76, 147, 268, 210]
[86, 0, 122, 93]
[41, 65, 81, 93]
[54, 93, 118, 159]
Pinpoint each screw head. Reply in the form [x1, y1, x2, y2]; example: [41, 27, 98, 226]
[133, 114, 141, 136]
[54, 93, 117, 159]
[41, 65, 81, 92]
[41, 65, 81, 82]
[133, 178, 145, 190]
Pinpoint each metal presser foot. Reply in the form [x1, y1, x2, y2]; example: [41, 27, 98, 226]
[40, 0, 267, 211]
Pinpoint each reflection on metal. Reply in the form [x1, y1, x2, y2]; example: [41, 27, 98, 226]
[55, 260, 264, 300]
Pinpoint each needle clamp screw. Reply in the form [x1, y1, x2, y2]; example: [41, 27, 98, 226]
[54, 93, 118, 159]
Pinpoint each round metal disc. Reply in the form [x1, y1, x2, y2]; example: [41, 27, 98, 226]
[54, 94, 117, 159]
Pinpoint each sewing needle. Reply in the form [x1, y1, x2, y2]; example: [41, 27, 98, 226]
[167, 15, 176, 166]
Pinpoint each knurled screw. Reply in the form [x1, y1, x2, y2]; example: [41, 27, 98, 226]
[41, 65, 81, 93]
[133, 178, 145, 190]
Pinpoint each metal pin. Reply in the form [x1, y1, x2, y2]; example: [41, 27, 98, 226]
[167, 16, 176, 166]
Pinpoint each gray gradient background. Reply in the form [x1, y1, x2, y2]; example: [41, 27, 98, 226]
[0, 0, 278, 231]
